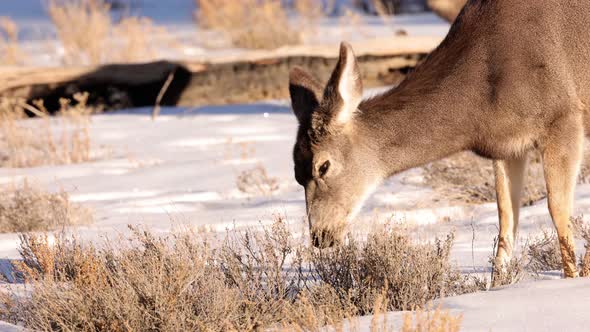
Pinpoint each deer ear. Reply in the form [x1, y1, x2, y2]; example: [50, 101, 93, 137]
[324, 42, 363, 125]
[289, 67, 323, 124]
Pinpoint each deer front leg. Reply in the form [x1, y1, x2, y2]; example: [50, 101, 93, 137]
[492, 157, 527, 286]
[542, 118, 584, 278]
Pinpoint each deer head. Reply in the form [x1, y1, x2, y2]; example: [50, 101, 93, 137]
[289, 42, 385, 248]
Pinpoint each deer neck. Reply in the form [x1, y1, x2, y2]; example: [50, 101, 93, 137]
[357, 50, 478, 177]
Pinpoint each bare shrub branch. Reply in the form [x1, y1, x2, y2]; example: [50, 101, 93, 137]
[48, 0, 175, 65]
[0, 180, 92, 233]
[0, 218, 471, 331]
[572, 216, 590, 277]
[195, 0, 302, 49]
[236, 163, 280, 196]
[0, 93, 97, 168]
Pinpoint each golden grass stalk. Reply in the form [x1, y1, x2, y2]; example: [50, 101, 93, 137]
[47, 0, 112, 65]
[47, 0, 175, 65]
[401, 306, 463, 332]
[0, 93, 94, 168]
[0, 17, 26, 65]
[195, 0, 302, 49]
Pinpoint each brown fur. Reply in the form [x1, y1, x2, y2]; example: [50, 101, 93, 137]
[290, 0, 589, 277]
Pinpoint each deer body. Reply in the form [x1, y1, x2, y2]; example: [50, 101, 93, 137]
[290, 0, 590, 281]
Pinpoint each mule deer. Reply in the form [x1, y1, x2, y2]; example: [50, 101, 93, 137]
[289, 0, 590, 281]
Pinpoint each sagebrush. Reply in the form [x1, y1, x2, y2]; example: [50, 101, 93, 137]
[1, 218, 471, 331]
[47, 0, 173, 64]
[236, 163, 280, 196]
[0, 180, 91, 233]
[489, 218, 590, 286]
[195, 0, 304, 49]
[0, 93, 95, 168]
[423, 149, 590, 206]
[0, 16, 25, 65]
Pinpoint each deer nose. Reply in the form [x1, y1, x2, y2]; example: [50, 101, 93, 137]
[311, 229, 335, 248]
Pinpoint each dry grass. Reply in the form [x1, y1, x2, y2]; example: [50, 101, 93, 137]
[400, 307, 463, 332]
[0, 93, 94, 168]
[572, 217, 590, 277]
[525, 229, 563, 276]
[487, 218, 590, 284]
[236, 163, 280, 197]
[195, 0, 303, 49]
[486, 231, 561, 287]
[372, 0, 396, 16]
[0, 180, 92, 233]
[47, 0, 174, 65]
[0, 17, 26, 65]
[47, 0, 112, 65]
[0, 218, 473, 331]
[112, 16, 177, 63]
[311, 230, 476, 314]
[423, 149, 590, 206]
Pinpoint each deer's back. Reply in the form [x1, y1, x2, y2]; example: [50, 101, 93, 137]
[431, 0, 590, 158]
[448, 0, 590, 154]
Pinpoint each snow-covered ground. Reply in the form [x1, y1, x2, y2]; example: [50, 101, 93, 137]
[1, 101, 589, 266]
[2, 2, 590, 330]
[2, 103, 590, 331]
[354, 277, 590, 332]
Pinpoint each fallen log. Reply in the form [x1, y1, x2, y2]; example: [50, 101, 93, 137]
[0, 36, 443, 113]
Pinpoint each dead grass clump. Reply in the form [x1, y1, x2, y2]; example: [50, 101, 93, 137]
[490, 255, 526, 287]
[490, 222, 590, 284]
[0, 219, 472, 331]
[423, 152, 541, 206]
[423, 152, 497, 204]
[48, 0, 174, 64]
[0, 17, 26, 65]
[424, 148, 590, 206]
[400, 307, 463, 332]
[195, 0, 302, 49]
[293, 0, 330, 21]
[112, 16, 176, 63]
[516, 219, 590, 278]
[236, 163, 280, 196]
[292, 0, 336, 42]
[0, 180, 91, 233]
[572, 217, 590, 277]
[0, 93, 94, 168]
[48, 0, 112, 65]
[311, 230, 476, 314]
[525, 230, 562, 276]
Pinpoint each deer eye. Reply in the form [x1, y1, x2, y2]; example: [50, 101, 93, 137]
[318, 160, 330, 178]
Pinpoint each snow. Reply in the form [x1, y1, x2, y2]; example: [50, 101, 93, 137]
[2, 101, 589, 332]
[0, 322, 21, 332]
[1, 102, 589, 265]
[1, 2, 590, 330]
[352, 277, 590, 332]
[0, 0, 450, 66]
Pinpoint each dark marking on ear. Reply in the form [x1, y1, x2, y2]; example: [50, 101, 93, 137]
[289, 67, 323, 125]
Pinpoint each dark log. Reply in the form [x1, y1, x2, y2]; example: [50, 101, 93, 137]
[0, 37, 441, 113]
